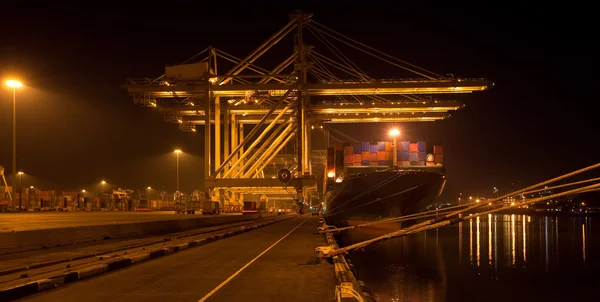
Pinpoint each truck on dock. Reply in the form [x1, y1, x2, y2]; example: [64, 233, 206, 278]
[201, 193, 221, 215]
[243, 201, 257, 214]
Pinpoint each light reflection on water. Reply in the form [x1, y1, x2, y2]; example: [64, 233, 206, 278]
[337, 214, 598, 302]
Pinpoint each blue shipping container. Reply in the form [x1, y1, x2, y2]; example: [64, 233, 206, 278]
[377, 141, 386, 151]
[417, 141, 426, 152]
[417, 151, 426, 161]
[399, 151, 410, 161]
[361, 160, 370, 166]
[353, 144, 362, 154]
[361, 142, 370, 152]
[401, 141, 410, 152]
[409, 152, 418, 161]
[369, 144, 378, 153]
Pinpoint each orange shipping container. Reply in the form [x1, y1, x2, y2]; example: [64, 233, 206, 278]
[434, 145, 443, 154]
[384, 151, 392, 160]
[377, 151, 386, 161]
[426, 162, 435, 166]
[369, 153, 378, 162]
[385, 142, 392, 151]
[409, 143, 418, 152]
[361, 151, 370, 159]
[334, 143, 343, 151]
[344, 154, 353, 163]
[435, 154, 444, 163]
[353, 154, 362, 163]
[401, 161, 411, 166]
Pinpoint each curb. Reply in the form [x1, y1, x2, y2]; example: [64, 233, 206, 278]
[0, 216, 293, 301]
[323, 225, 373, 302]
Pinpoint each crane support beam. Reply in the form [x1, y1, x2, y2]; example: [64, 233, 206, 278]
[124, 78, 491, 98]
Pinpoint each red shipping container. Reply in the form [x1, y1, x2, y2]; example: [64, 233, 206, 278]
[435, 154, 444, 163]
[369, 153, 378, 161]
[377, 151, 386, 161]
[385, 142, 392, 151]
[409, 143, 418, 152]
[353, 154, 361, 163]
[434, 145, 443, 154]
[344, 154, 353, 163]
[385, 151, 392, 160]
[334, 143, 343, 151]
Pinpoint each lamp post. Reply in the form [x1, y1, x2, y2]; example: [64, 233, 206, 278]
[174, 150, 182, 192]
[17, 171, 23, 210]
[5, 80, 23, 199]
[389, 129, 400, 167]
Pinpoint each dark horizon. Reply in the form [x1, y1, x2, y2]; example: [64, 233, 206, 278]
[0, 4, 596, 199]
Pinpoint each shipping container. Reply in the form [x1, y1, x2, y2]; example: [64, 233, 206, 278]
[377, 141, 386, 151]
[434, 145, 443, 154]
[409, 143, 418, 152]
[384, 142, 392, 151]
[361, 151, 370, 159]
[417, 141, 426, 152]
[378, 160, 392, 166]
[426, 162, 435, 166]
[410, 161, 420, 166]
[352, 154, 361, 163]
[401, 161, 411, 166]
[369, 153, 378, 162]
[417, 151, 426, 161]
[418, 161, 425, 166]
[361, 142, 370, 152]
[334, 143, 343, 151]
[384, 151, 392, 160]
[344, 154, 353, 163]
[409, 152, 418, 161]
[369, 144, 378, 153]
[369, 161, 378, 166]
[353, 144, 362, 154]
[377, 151, 386, 161]
[344, 146, 354, 155]
[399, 151, 409, 161]
[361, 160, 370, 166]
[435, 154, 444, 163]
[401, 141, 410, 152]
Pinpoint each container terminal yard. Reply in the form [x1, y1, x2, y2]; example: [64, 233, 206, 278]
[2, 10, 597, 302]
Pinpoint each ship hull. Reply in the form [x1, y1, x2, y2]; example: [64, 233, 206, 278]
[324, 169, 446, 227]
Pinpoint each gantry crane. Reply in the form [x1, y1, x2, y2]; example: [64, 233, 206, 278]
[122, 11, 492, 206]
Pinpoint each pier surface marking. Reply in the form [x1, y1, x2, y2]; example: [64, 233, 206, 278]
[198, 217, 307, 302]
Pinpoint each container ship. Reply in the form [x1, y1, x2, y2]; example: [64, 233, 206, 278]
[323, 141, 446, 228]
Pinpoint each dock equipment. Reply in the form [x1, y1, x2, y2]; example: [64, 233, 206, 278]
[122, 11, 492, 207]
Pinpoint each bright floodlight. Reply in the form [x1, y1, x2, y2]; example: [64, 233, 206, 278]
[17, 171, 24, 175]
[147, 186, 152, 190]
[389, 129, 400, 136]
[174, 149, 182, 153]
[5, 80, 23, 88]
[101, 180, 106, 184]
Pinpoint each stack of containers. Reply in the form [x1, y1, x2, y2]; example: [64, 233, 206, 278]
[398, 141, 410, 166]
[343, 144, 354, 166]
[417, 141, 427, 166]
[434, 144, 443, 165]
[353, 143, 362, 165]
[369, 142, 378, 166]
[409, 142, 419, 165]
[361, 142, 370, 166]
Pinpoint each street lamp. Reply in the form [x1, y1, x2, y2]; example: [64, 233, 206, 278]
[17, 171, 23, 210]
[6, 80, 23, 199]
[389, 129, 400, 166]
[174, 150, 182, 192]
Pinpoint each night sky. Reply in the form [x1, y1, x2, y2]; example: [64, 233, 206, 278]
[0, 4, 596, 199]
